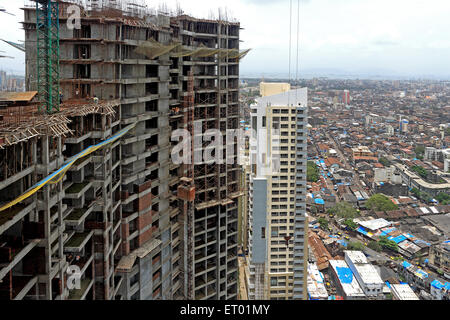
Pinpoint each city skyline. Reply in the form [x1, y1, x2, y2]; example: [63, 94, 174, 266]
[3, 0, 450, 79]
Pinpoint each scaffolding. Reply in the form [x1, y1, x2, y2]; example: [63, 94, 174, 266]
[0, 99, 119, 149]
[35, 0, 60, 114]
[136, 41, 250, 61]
[178, 71, 195, 299]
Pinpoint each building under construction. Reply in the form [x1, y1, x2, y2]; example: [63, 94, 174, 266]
[0, 0, 246, 300]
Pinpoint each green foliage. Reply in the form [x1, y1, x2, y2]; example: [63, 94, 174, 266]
[347, 241, 365, 251]
[379, 157, 391, 167]
[378, 236, 399, 252]
[436, 193, 450, 205]
[368, 241, 382, 252]
[307, 161, 320, 183]
[411, 165, 428, 179]
[343, 219, 357, 231]
[415, 146, 425, 157]
[318, 217, 328, 230]
[366, 194, 398, 212]
[327, 202, 359, 219]
[411, 188, 433, 203]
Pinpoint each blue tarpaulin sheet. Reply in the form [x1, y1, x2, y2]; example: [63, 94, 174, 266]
[416, 269, 428, 278]
[357, 226, 368, 236]
[315, 198, 325, 205]
[402, 261, 412, 269]
[336, 267, 353, 284]
[385, 281, 391, 289]
[380, 228, 396, 237]
[337, 240, 348, 247]
[391, 235, 407, 244]
[431, 280, 444, 289]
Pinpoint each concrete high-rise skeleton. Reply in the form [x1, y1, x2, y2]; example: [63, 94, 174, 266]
[0, 0, 245, 300]
[246, 83, 308, 300]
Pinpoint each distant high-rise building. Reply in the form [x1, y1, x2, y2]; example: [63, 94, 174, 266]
[246, 85, 308, 300]
[343, 90, 350, 105]
[386, 125, 394, 136]
[399, 117, 409, 134]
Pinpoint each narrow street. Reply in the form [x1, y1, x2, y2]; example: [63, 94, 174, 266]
[324, 130, 369, 194]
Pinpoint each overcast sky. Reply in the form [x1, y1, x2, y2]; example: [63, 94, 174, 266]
[1, 0, 450, 79]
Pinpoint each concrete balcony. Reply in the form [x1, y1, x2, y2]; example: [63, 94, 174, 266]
[65, 206, 94, 227]
[11, 275, 38, 300]
[67, 278, 94, 300]
[0, 239, 41, 281]
[65, 132, 92, 144]
[64, 231, 93, 253]
[0, 202, 36, 236]
[65, 182, 93, 199]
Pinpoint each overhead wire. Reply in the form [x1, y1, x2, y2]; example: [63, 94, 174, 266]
[288, 0, 293, 106]
[295, 0, 301, 101]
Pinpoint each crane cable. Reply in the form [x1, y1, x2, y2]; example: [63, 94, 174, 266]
[295, 0, 301, 101]
[288, 0, 293, 106]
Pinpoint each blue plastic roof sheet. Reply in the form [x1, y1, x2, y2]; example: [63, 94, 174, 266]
[336, 267, 353, 284]
[315, 198, 325, 205]
[402, 261, 412, 269]
[357, 226, 368, 236]
[431, 280, 444, 289]
[391, 235, 407, 244]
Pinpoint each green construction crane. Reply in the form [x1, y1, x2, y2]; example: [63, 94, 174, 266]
[35, 0, 60, 114]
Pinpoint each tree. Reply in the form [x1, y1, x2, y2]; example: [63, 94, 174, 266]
[343, 219, 357, 231]
[327, 202, 359, 219]
[368, 241, 382, 252]
[307, 161, 319, 183]
[415, 146, 425, 158]
[378, 236, 399, 252]
[436, 193, 450, 205]
[347, 241, 365, 251]
[318, 217, 328, 230]
[411, 187, 433, 204]
[411, 187, 421, 198]
[379, 157, 391, 167]
[411, 165, 428, 179]
[366, 194, 398, 212]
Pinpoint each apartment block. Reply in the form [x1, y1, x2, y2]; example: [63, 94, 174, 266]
[0, 0, 243, 300]
[246, 85, 308, 300]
